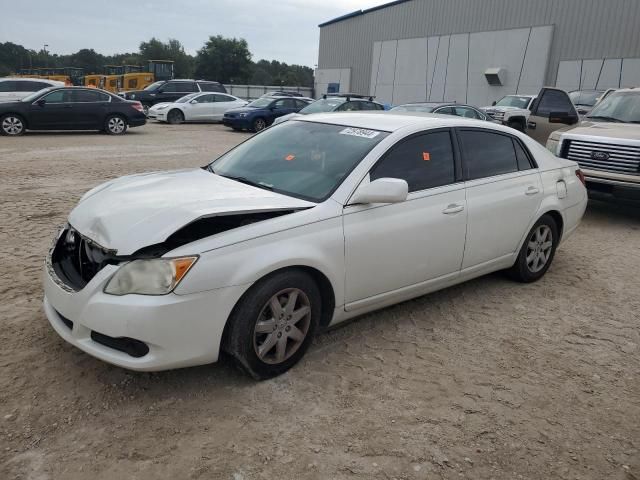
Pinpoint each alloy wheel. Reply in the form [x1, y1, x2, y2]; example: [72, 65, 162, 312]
[2, 116, 24, 135]
[526, 225, 553, 273]
[107, 117, 126, 134]
[254, 118, 266, 131]
[253, 288, 312, 364]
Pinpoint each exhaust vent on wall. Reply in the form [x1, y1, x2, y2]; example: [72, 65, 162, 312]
[485, 68, 507, 86]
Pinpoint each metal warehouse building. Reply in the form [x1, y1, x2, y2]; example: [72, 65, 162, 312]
[315, 0, 640, 106]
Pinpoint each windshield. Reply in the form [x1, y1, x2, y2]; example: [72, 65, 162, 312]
[247, 98, 273, 108]
[144, 81, 164, 91]
[569, 90, 602, 107]
[390, 104, 436, 113]
[21, 87, 54, 102]
[176, 93, 199, 103]
[299, 98, 346, 114]
[587, 91, 640, 123]
[209, 121, 389, 202]
[494, 96, 532, 109]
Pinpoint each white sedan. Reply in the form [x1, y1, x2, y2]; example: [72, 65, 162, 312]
[43, 113, 587, 379]
[148, 92, 247, 123]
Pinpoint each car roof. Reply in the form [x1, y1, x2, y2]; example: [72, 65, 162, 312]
[297, 112, 494, 132]
[0, 77, 64, 84]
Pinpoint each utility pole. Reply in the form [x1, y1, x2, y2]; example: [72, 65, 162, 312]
[43, 44, 49, 67]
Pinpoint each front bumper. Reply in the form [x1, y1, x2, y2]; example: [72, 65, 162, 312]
[222, 117, 251, 129]
[582, 168, 640, 202]
[43, 259, 249, 371]
[148, 110, 167, 121]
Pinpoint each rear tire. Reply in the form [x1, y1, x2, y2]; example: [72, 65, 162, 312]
[167, 109, 184, 125]
[0, 114, 26, 136]
[507, 214, 559, 283]
[224, 270, 321, 380]
[104, 115, 127, 135]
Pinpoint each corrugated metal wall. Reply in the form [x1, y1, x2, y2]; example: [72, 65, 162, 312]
[318, 0, 640, 95]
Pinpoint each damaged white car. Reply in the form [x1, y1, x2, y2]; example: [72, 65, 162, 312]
[44, 113, 587, 379]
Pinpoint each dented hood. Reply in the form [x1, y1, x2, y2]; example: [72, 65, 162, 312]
[68, 168, 314, 254]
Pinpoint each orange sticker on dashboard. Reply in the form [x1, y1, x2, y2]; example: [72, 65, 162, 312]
[422, 152, 431, 161]
[285, 154, 295, 161]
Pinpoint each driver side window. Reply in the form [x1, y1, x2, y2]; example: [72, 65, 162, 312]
[370, 130, 456, 192]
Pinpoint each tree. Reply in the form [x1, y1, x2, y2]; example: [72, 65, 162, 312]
[66, 49, 104, 74]
[194, 36, 252, 83]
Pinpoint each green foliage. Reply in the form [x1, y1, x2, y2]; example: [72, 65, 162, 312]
[0, 37, 314, 87]
[194, 36, 252, 83]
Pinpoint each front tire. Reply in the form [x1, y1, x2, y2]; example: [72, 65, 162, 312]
[252, 117, 267, 132]
[167, 109, 184, 125]
[0, 114, 26, 136]
[224, 270, 321, 380]
[104, 115, 127, 135]
[508, 214, 559, 282]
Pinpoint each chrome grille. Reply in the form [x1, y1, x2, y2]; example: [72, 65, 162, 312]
[566, 140, 640, 174]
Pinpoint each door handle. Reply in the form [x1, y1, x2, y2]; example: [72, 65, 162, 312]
[442, 204, 464, 215]
[525, 186, 540, 196]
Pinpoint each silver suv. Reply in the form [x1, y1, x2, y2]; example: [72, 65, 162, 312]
[547, 88, 640, 202]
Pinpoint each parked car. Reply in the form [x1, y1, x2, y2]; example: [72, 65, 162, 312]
[148, 92, 247, 124]
[261, 91, 306, 98]
[121, 80, 226, 115]
[0, 77, 65, 102]
[223, 97, 310, 132]
[43, 113, 586, 379]
[482, 94, 537, 131]
[273, 95, 384, 125]
[0, 87, 146, 136]
[569, 90, 605, 116]
[390, 102, 488, 120]
[546, 87, 640, 203]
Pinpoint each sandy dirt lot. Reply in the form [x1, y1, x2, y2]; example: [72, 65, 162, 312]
[0, 123, 639, 480]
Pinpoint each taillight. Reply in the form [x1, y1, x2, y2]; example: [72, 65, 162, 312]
[575, 169, 586, 186]
[131, 101, 144, 113]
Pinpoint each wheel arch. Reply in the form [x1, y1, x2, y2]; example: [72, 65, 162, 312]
[1, 112, 28, 128]
[220, 265, 337, 353]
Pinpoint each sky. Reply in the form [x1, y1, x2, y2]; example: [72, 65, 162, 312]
[0, 0, 389, 67]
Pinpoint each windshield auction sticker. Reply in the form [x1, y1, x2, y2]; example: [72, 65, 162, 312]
[339, 127, 381, 139]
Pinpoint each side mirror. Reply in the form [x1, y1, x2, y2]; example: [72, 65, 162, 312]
[349, 178, 409, 205]
[549, 111, 579, 125]
[492, 101, 497, 106]
[36, 98, 46, 107]
[189, 99, 198, 104]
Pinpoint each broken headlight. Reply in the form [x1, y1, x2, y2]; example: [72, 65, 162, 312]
[104, 257, 198, 296]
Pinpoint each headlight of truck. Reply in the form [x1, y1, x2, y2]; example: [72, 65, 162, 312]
[104, 257, 198, 296]
[546, 138, 559, 156]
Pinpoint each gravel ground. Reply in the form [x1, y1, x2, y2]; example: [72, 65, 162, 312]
[0, 123, 639, 480]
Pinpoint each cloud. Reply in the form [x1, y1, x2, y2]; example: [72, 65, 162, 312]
[0, 0, 388, 67]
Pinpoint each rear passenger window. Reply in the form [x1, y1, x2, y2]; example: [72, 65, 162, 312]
[459, 130, 519, 180]
[370, 131, 455, 192]
[198, 82, 224, 92]
[513, 139, 534, 170]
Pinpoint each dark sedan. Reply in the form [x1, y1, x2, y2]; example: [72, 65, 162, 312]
[223, 97, 310, 132]
[0, 87, 146, 136]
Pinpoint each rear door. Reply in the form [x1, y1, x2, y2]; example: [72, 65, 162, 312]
[67, 89, 111, 128]
[527, 88, 579, 144]
[458, 128, 543, 270]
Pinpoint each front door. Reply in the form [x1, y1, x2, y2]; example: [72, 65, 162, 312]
[28, 90, 71, 129]
[343, 129, 467, 307]
[457, 128, 543, 270]
[188, 94, 217, 121]
[527, 87, 579, 144]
